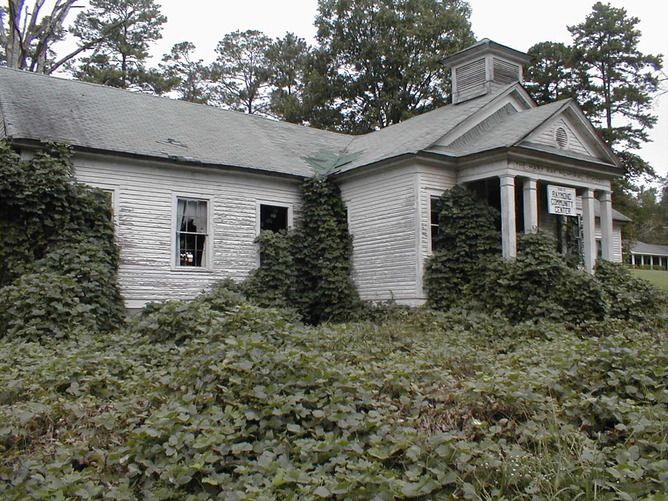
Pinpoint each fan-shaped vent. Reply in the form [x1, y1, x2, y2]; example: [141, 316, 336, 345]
[555, 127, 569, 148]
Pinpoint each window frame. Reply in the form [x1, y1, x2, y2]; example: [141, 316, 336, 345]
[428, 192, 443, 254]
[255, 200, 294, 237]
[171, 193, 214, 271]
[88, 183, 119, 228]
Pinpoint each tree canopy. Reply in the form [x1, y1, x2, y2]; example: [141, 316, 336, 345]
[69, 0, 167, 89]
[159, 41, 210, 104]
[526, 2, 663, 183]
[312, 0, 475, 133]
[209, 30, 273, 115]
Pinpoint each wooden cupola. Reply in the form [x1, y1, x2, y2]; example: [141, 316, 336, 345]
[444, 39, 531, 104]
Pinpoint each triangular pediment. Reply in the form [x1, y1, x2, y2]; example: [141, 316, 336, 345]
[521, 102, 618, 165]
[428, 83, 535, 150]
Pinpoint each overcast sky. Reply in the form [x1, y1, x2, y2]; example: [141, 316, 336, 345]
[118, 0, 668, 179]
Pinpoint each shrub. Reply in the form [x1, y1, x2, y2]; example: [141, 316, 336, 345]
[480, 232, 606, 323]
[243, 176, 360, 324]
[131, 300, 220, 344]
[32, 239, 124, 332]
[0, 141, 124, 340]
[425, 185, 500, 310]
[243, 230, 296, 309]
[0, 272, 92, 339]
[595, 260, 667, 323]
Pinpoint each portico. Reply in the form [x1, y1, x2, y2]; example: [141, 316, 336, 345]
[458, 157, 618, 271]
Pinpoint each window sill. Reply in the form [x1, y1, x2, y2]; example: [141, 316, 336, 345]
[170, 266, 215, 273]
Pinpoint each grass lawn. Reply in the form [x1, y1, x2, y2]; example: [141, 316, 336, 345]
[630, 268, 668, 290]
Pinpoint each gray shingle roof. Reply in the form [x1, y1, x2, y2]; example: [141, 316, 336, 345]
[0, 67, 615, 178]
[437, 100, 568, 156]
[0, 67, 350, 177]
[631, 241, 668, 256]
[335, 88, 505, 173]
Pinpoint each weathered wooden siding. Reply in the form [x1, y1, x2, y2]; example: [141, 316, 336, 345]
[596, 223, 624, 263]
[530, 117, 590, 156]
[416, 165, 458, 298]
[74, 153, 301, 308]
[338, 165, 421, 304]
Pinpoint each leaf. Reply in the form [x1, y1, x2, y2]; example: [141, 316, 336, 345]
[313, 486, 331, 498]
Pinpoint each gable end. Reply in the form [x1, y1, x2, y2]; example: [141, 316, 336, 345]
[521, 104, 618, 166]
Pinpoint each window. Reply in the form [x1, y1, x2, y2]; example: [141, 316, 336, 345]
[175, 197, 208, 267]
[430, 196, 441, 252]
[260, 204, 289, 232]
[101, 189, 115, 223]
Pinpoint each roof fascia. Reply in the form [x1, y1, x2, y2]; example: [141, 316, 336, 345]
[507, 145, 622, 177]
[443, 40, 531, 68]
[417, 144, 621, 178]
[9, 138, 310, 181]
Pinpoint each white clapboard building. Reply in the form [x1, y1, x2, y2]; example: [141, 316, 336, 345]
[0, 40, 628, 308]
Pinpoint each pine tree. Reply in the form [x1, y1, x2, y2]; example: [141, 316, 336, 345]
[69, 0, 167, 90]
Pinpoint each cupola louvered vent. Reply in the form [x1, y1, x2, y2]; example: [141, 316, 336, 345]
[454, 58, 486, 102]
[493, 58, 520, 84]
[444, 39, 531, 104]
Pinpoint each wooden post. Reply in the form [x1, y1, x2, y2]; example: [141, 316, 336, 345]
[500, 175, 517, 259]
[582, 189, 596, 273]
[523, 178, 538, 233]
[599, 190, 614, 261]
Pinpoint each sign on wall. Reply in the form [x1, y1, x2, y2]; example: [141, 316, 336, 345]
[547, 185, 577, 216]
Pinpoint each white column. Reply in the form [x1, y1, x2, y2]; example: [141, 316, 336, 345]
[500, 175, 517, 259]
[523, 178, 538, 233]
[631, 254, 635, 267]
[599, 190, 614, 261]
[582, 188, 596, 273]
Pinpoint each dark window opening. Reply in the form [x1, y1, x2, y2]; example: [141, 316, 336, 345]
[430, 196, 441, 251]
[260, 204, 289, 232]
[101, 189, 114, 222]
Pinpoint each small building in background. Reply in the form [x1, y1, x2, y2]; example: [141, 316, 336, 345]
[630, 242, 668, 270]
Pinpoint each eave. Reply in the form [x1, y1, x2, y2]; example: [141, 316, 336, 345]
[6, 137, 309, 181]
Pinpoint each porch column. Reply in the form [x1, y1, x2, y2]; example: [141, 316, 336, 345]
[523, 178, 538, 233]
[582, 188, 596, 273]
[500, 175, 517, 259]
[631, 254, 635, 267]
[599, 190, 614, 261]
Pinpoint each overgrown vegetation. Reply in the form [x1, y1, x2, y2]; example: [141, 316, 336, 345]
[424, 184, 500, 309]
[0, 286, 666, 499]
[244, 176, 360, 324]
[0, 162, 666, 498]
[425, 186, 667, 325]
[0, 141, 124, 339]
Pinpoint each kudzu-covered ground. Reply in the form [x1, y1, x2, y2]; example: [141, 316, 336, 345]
[0, 293, 666, 500]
